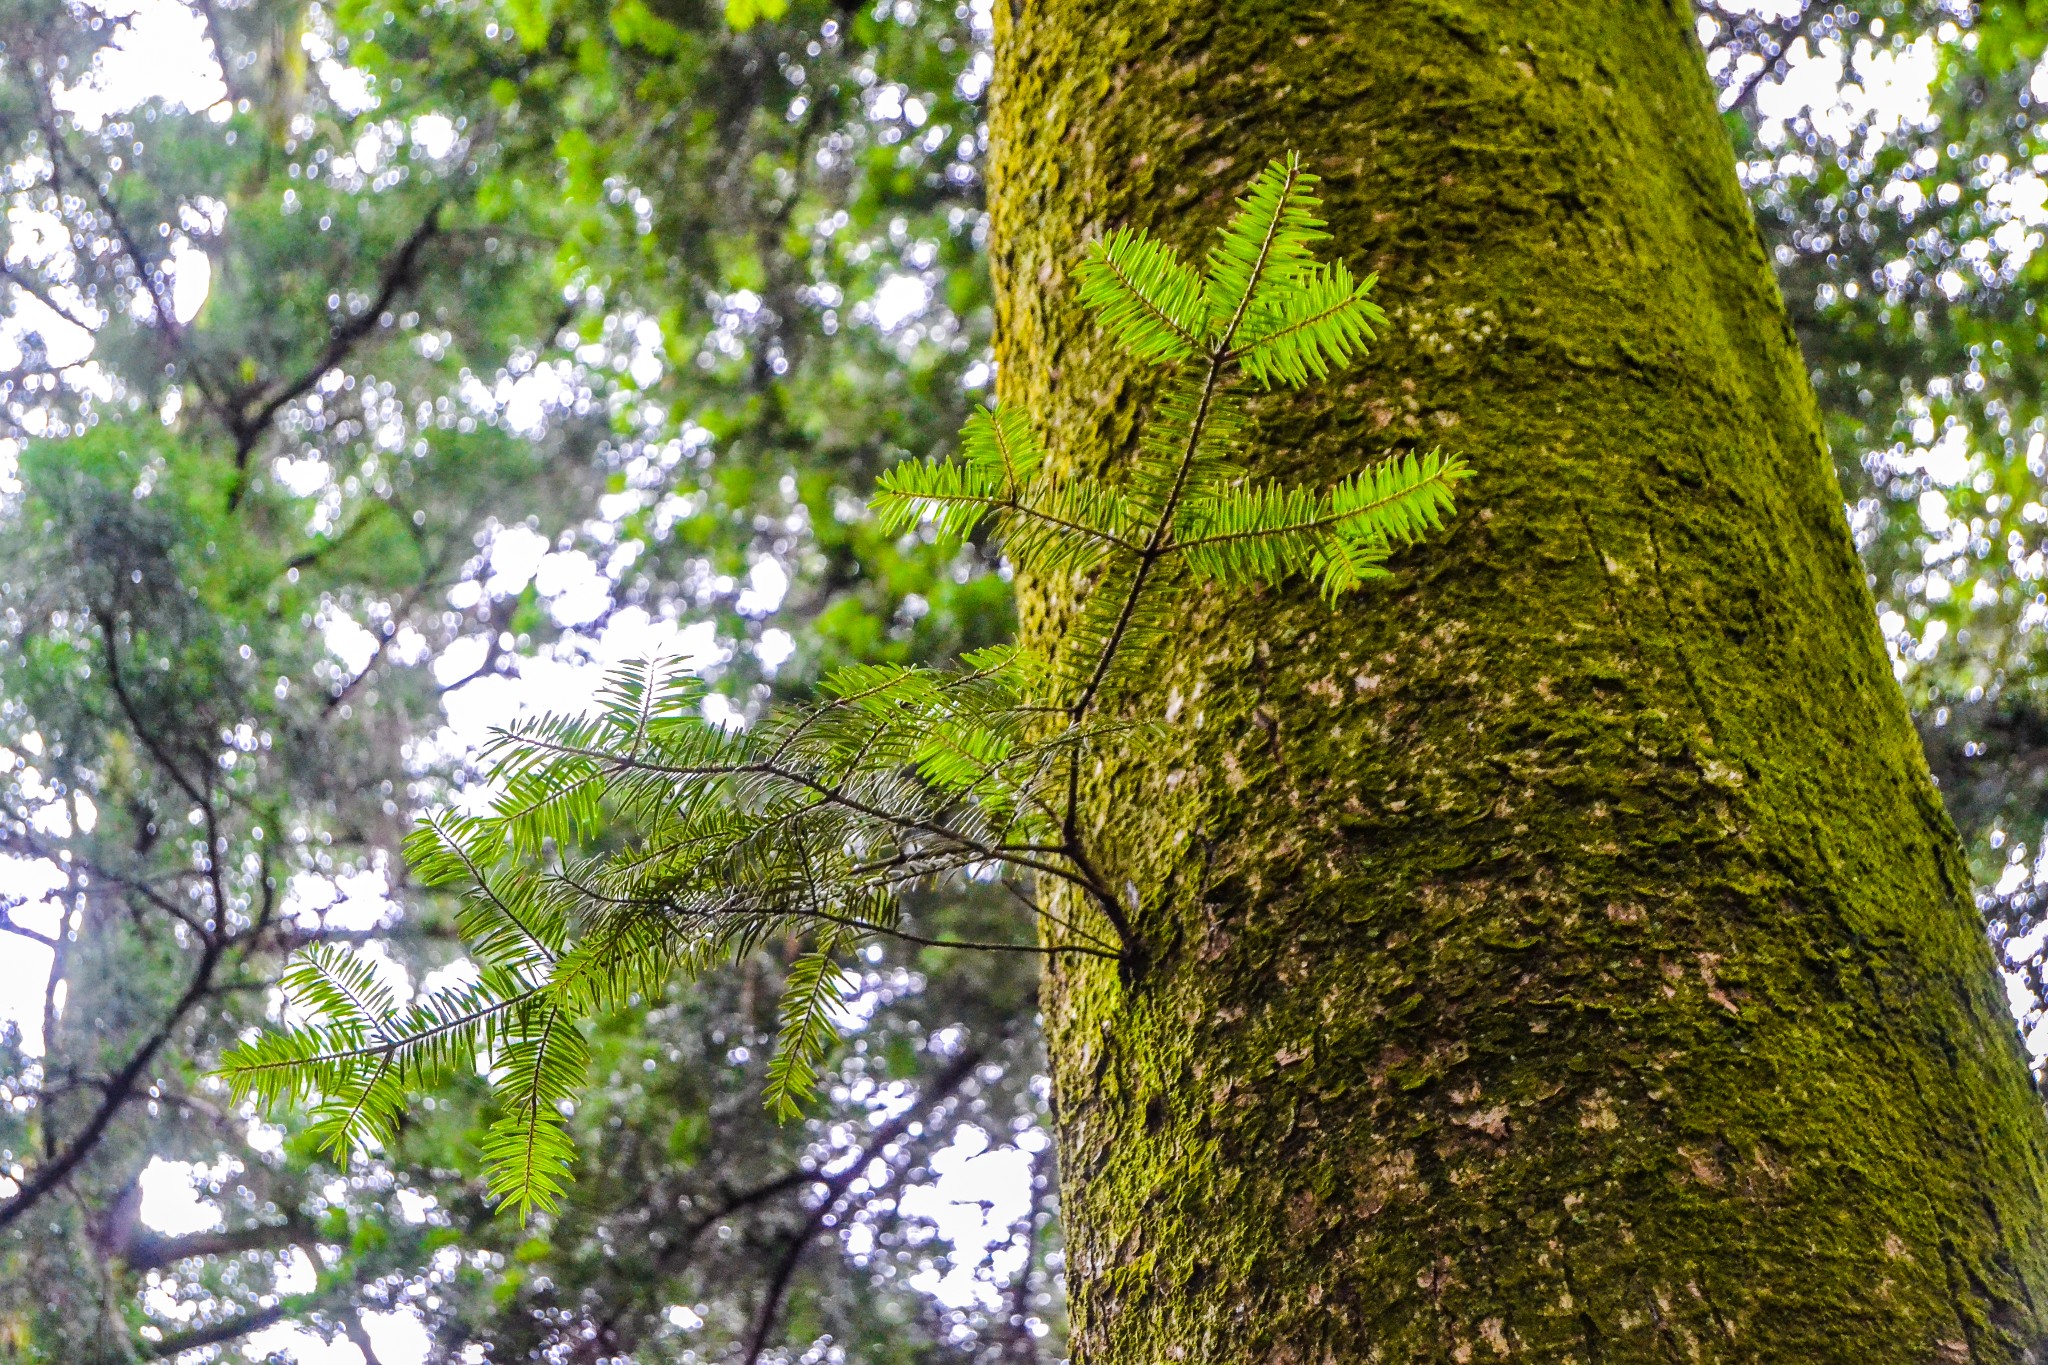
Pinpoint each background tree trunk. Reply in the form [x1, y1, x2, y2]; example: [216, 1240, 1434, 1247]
[989, 3, 2048, 1360]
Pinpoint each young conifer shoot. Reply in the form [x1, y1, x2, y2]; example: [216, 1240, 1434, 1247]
[220, 152, 1471, 1220]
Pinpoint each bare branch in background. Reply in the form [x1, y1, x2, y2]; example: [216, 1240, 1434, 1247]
[226, 204, 446, 504]
[0, 900, 57, 948]
[142, 1304, 288, 1360]
[999, 1144, 1052, 1365]
[0, 929, 228, 1231]
[342, 1311, 389, 1365]
[0, 618, 240, 1230]
[0, 260, 101, 334]
[741, 1046, 986, 1365]
[122, 1218, 312, 1272]
[188, 0, 246, 111]
[1698, 0, 1829, 114]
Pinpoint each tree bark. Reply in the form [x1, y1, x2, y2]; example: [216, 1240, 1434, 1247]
[988, 3, 2048, 1361]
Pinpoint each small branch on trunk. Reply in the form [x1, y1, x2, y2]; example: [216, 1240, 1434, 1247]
[343, 1311, 389, 1365]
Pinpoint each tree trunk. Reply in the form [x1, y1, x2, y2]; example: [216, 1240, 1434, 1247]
[988, 3, 2048, 1361]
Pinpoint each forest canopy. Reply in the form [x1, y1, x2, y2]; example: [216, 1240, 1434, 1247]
[0, 0, 2045, 1361]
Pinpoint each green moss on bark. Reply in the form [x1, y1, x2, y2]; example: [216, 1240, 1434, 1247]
[989, 3, 2048, 1360]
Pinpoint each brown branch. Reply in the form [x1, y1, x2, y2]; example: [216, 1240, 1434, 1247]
[0, 810, 212, 941]
[34, 102, 179, 339]
[93, 611, 211, 814]
[143, 1304, 288, 1359]
[28, 92, 235, 422]
[231, 806, 284, 970]
[1000, 1144, 1051, 1364]
[581, 1165, 819, 1355]
[41, 830, 81, 1101]
[555, 864, 1120, 961]
[96, 608, 236, 948]
[190, 0, 245, 109]
[0, 927, 229, 1230]
[740, 1046, 984, 1365]
[1712, 1, 1827, 115]
[327, 542, 473, 715]
[663, 1168, 813, 1275]
[0, 619, 236, 1230]
[281, 499, 401, 576]
[125, 1218, 310, 1272]
[342, 1310, 389, 1365]
[273, 920, 463, 951]
[0, 260, 101, 334]
[0, 902, 57, 948]
[514, 731, 1106, 901]
[227, 204, 445, 503]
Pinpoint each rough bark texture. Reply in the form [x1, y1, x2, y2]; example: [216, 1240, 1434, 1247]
[988, 3, 2048, 1361]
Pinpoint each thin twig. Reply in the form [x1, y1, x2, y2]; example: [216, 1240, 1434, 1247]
[1001, 1144, 1052, 1363]
[512, 732, 1111, 900]
[0, 904, 57, 948]
[0, 260, 102, 333]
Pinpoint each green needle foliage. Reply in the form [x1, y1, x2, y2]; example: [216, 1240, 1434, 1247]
[221, 152, 1470, 1219]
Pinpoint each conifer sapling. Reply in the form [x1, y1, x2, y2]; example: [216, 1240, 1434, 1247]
[221, 152, 1471, 1219]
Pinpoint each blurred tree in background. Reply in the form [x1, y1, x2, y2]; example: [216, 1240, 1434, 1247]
[0, 0, 2043, 1360]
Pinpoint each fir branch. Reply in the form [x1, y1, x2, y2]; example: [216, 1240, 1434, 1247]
[483, 731, 1102, 894]
[230, 149, 1471, 1215]
[1075, 228, 1209, 361]
[1206, 152, 1321, 346]
[1067, 351, 1228, 719]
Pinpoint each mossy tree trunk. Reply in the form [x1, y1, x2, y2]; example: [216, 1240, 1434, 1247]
[988, 3, 2048, 1360]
